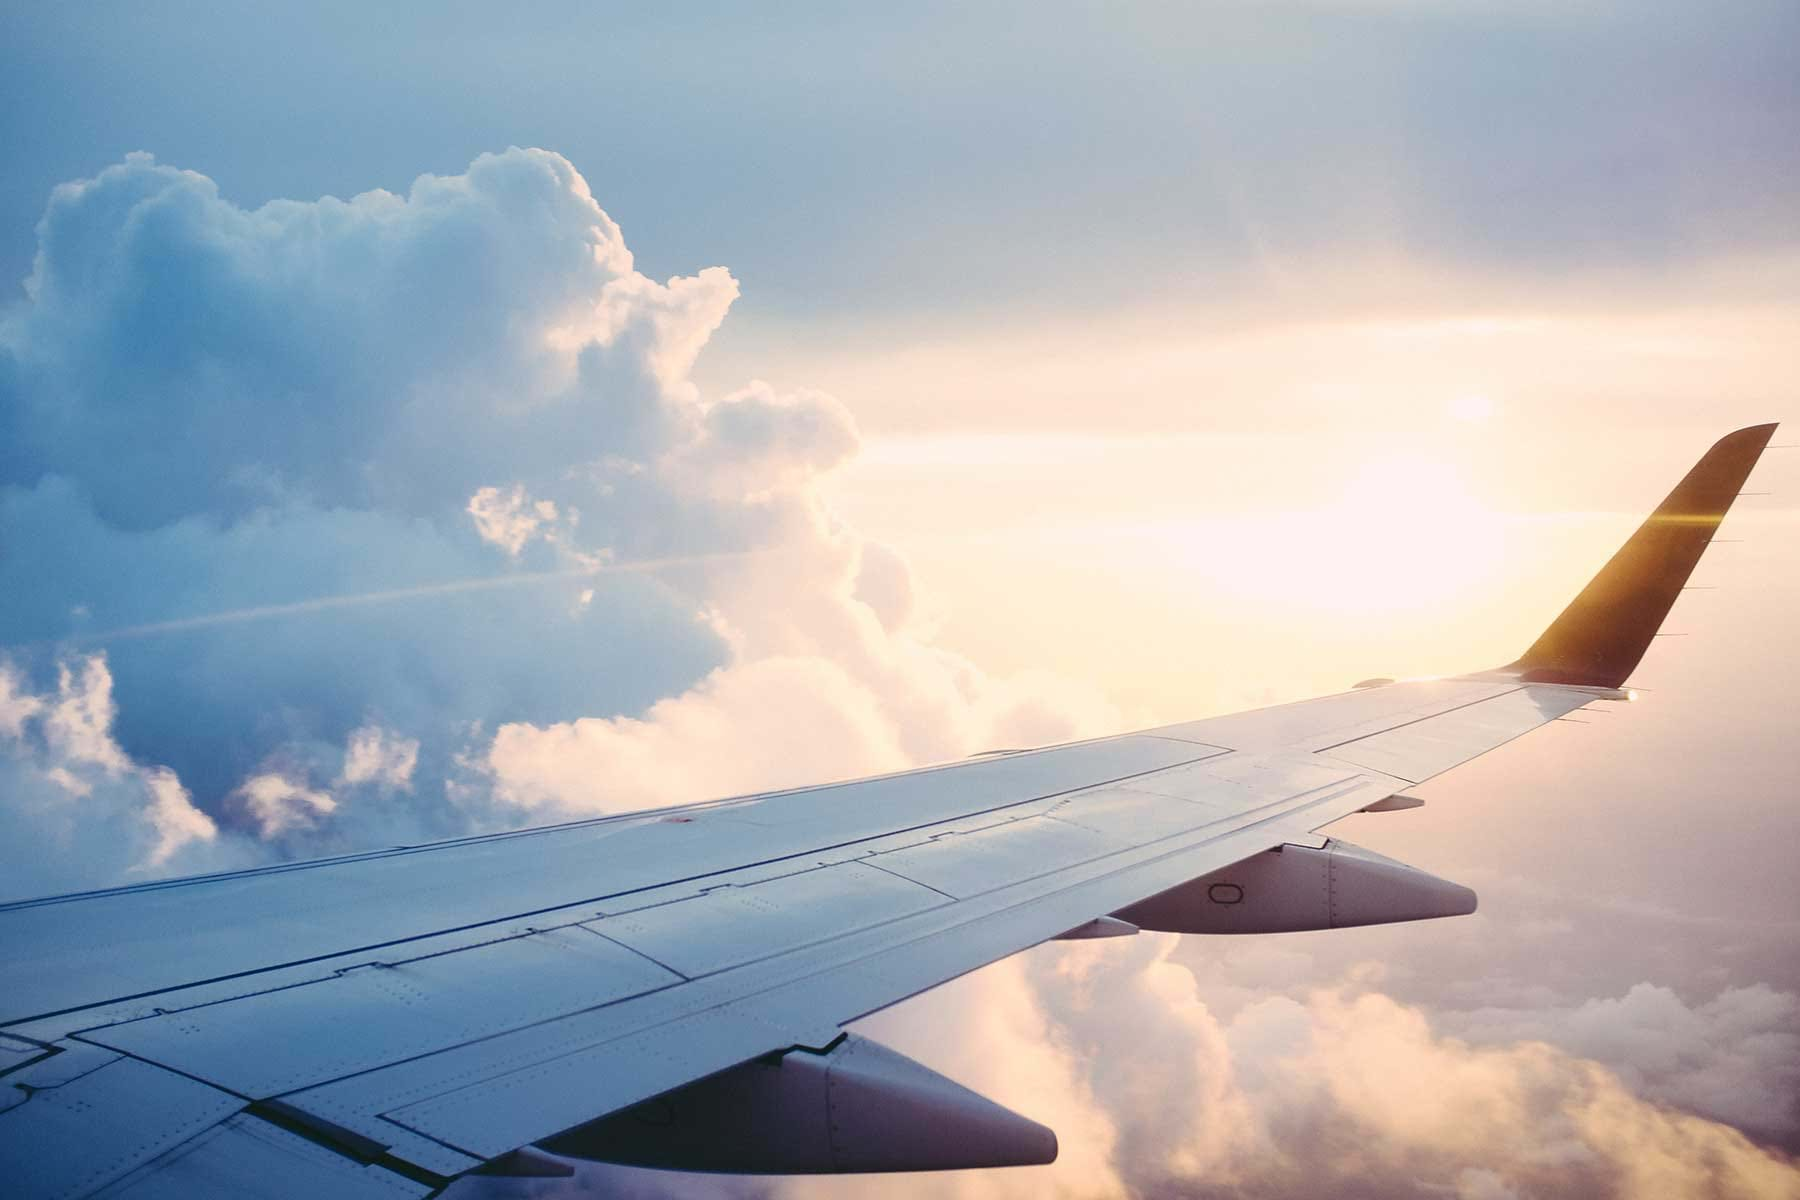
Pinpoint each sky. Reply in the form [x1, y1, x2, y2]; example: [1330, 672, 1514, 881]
[1, 4, 1797, 1198]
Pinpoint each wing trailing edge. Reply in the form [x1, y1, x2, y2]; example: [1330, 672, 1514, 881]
[1506, 422, 1777, 688]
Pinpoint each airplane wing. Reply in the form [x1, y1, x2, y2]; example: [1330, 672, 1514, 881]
[0, 424, 1777, 1198]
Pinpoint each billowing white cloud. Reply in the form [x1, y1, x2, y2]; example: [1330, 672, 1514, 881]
[997, 939, 1800, 1199]
[230, 772, 338, 838]
[483, 650, 1122, 818]
[850, 540, 916, 634]
[42, 656, 131, 774]
[341, 724, 420, 791]
[1454, 982, 1800, 1140]
[0, 655, 225, 898]
[668, 381, 860, 502]
[0, 145, 1113, 871]
[0, 662, 45, 738]
[468, 485, 564, 557]
[485, 656, 911, 814]
[143, 768, 217, 867]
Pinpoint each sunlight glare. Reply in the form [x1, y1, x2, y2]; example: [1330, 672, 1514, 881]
[1166, 449, 1512, 621]
[1449, 393, 1495, 424]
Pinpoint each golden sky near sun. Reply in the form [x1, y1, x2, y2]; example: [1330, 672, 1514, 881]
[806, 293, 1799, 724]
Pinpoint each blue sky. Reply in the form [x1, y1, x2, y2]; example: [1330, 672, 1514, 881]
[2, 6, 1797, 1198]
[5, 3, 1797, 327]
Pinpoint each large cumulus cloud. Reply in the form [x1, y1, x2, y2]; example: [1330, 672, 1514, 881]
[0, 147, 1116, 890]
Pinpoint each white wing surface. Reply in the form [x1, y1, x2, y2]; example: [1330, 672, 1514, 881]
[0, 425, 1777, 1198]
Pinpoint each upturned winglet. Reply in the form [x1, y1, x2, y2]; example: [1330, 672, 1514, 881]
[1506, 423, 1778, 688]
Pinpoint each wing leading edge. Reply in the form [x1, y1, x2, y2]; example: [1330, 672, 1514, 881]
[0, 424, 1777, 1197]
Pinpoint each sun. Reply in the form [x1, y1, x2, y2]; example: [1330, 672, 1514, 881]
[1315, 450, 1507, 611]
[1176, 449, 1512, 623]
[1448, 393, 1496, 424]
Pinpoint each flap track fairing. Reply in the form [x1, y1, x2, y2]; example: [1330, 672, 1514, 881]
[1111, 838, 1475, 934]
[539, 1033, 1057, 1174]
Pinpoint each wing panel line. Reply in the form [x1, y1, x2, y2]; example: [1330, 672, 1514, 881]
[4, 741, 1230, 1030]
[1309, 684, 1524, 754]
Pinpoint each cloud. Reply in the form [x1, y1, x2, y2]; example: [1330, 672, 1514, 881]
[1011, 939, 1800, 1199]
[850, 540, 916, 634]
[230, 772, 338, 838]
[3, 149, 715, 527]
[481, 649, 1123, 819]
[1454, 982, 1800, 1140]
[0, 146, 1112, 880]
[41, 656, 131, 774]
[142, 768, 219, 866]
[1253, 980, 1799, 1200]
[457, 943, 1800, 1200]
[0, 655, 230, 899]
[485, 656, 911, 814]
[341, 724, 420, 791]
[468, 486, 565, 557]
[668, 381, 861, 502]
[0, 662, 45, 738]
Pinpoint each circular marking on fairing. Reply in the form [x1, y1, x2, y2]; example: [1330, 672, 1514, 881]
[1208, 883, 1244, 905]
